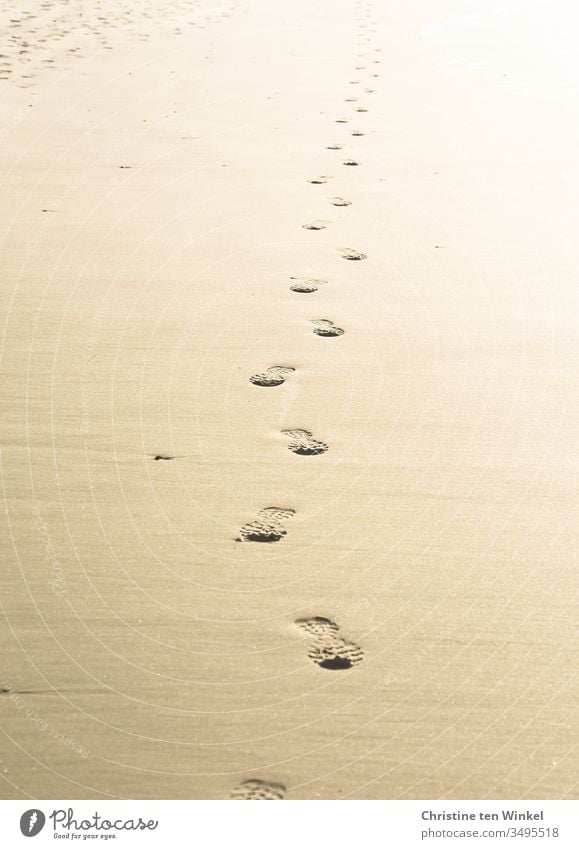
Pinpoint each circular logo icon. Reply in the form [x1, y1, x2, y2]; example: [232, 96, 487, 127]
[20, 810, 46, 837]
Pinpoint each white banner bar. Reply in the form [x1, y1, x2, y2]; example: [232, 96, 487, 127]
[0, 800, 576, 848]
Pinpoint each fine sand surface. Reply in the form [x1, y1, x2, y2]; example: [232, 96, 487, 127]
[0, 0, 577, 800]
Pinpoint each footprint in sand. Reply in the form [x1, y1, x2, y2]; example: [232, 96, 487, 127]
[231, 779, 286, 800]
[250, 366, 295, 387]
[354, 107, 368, 113]
[310, 319, 344, 338]
[296, 616, 340, 638]
[308, 175, 330, 185]
[331, 196, 351, 207]
[238, 507, 294, 543]
[282, 429, 328, 456]
[289, 277, 326, 293]
[302, 220, 329, 231]
[352, 130, 365, 137]
[295, 617, 364, 670]
[326, 144, 343, 150]
[341, 247, 367, 261]
[335, 118, 349, 124]
[343, 159, 360, 166]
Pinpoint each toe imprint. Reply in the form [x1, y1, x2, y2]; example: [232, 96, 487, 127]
[341, 247, 367, 261]
[296, 616, 339, 637]
[231, 779, 286, 800]
[282, 429, 328, 456]
[250, 366, 295, 387]
[239, 507, 294, 543]
[311, 319, 344, 338]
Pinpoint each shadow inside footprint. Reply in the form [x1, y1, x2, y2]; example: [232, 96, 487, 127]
[289, 279, 323, 293]
[250, 366, 295, 387]
[239, 507, 294, 543]
[318, 656, 355, 670]
[282, 429, 328, 456]
[231, 779, 286, 800]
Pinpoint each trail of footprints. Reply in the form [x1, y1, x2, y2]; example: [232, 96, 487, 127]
[0, 0, 244, 87]
[67, 0, 379, 801]
[231, 0, 379, 799]
[2, 0, 378, 805]
[110, 0, 378, 799]
[241, 0, 378, 526]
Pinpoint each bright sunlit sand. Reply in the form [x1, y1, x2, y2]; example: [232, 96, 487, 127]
[0, 0, 576, 799]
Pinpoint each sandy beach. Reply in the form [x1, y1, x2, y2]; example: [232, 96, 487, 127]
[0, 0, 577, 799]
